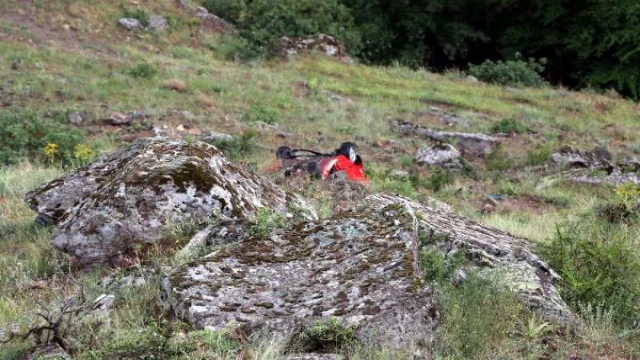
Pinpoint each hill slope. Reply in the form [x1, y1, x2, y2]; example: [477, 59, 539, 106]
[0, 1, 638, 359]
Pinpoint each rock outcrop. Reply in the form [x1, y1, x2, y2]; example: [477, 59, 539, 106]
[415, 143, 461, 167]
[162, 194, 570, 354]
[389, 119, 497, 157]
[24, 139, 315, 264]
[278, 34, 352, 62]
[537, 146, 640, 188]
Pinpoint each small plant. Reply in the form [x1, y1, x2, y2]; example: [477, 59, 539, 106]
[419, 248, 466, 283]
[596, 184, 640, 224]
[248, 207, 287, 237]
[539, 220, 640, 326]
[423, 167, 453, 192]
[243, 104, 279, 124]
[485, 144, 513, 172]
[491, 118, 528, 134]
[0, 108, 84, 166]
[526, 144, 552, 166]
[289, 317, 356, 353]
[73, 144, 96, 165]
[208, 129, 257, 160]
[127, 63, 158, 79]
[467, 53, 547, 88]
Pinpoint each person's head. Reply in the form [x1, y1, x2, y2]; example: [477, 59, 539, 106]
[338, 142, 358, 163]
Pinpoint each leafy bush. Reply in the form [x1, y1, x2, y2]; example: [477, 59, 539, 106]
[526, 144, 552, 166]
[289, 317, 356, 353]
[491, 117, 528, 134]
[127, 63, 158, 79]
[0, 109, 84, 166]
[467, 53, 547, 88]
[201, 0, 246, 23]
[539, 220, 640, 326]
[243, 104, 279, 124]
[434, 275, 523, 358]
[484, 145, 513, 172]
[205, 0, 361, 57]
[207, 129, 257, 160]
[596, 184, 640, 224]
[423, 167, 454, 192]
[248, 207, 287, 237]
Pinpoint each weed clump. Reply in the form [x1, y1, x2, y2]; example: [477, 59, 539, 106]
[491, 117, 529, 134]
[127, 63, 158, 79]
[0, 108, 85, 166]
[467, 53, 547, 88]
[539, 219, 640, 327]
[206, 130, 257, 160]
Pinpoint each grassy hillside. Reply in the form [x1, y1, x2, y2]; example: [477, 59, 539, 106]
[0, 0, 638, 359]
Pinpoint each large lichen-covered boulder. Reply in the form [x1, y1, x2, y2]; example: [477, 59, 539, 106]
[162, 198, 439, 351]
[24, 138, 315, 264]
[367, 194, 571, 323]
[162, 194, 571, 353]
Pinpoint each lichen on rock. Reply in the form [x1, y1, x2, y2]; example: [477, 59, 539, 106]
[24, 138, 316, 264]
[161, 194, 572, 354]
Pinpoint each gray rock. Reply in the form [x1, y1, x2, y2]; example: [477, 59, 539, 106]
[285, 354, 344, 360]
[538, 147, 640, 188]
[25, 344, 70, 360]
[367, 194, 572, 324]
[195, 6, 238, 34]
[67, 112, 84, 125]
[550, 146, 612, 169]
[466, 75, 479, 83]
[162, 194, 571, 354]
[278, 34, 352, 62]
[415, 143, 460, 167]
[199, 131, 234, 144]
[118, 18, 142, 31]
[148, 15, 168, 31]
[24, 139, 316, 264]
[162, 197, 440, 351]
[389, 119, 497, 157]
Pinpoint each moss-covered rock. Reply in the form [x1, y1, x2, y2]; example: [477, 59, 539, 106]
[24, 138, 316, 264]
[161, 194, 571, 354]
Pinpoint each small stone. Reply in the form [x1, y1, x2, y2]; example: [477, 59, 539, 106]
[466, 75, 479, 83]
[67, 112, 84, 125]
[118, 18, 142, 31]
[148, 14, 168, 31]
[415, 143, 460, 167]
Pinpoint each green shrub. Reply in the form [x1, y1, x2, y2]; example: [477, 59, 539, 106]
[423, 167, 454, 192]
[526, 144, 552, 166]
[213, 0, 361, 57]
[244, 104, 279, 124]
[0, 109, 84, 166]
[248, 207, 287, 237]
[491, 117, 528, 134]
[207, 129, 257, 160]
[201, 0, 247, 23]
[127, 63, 158, 79]
[485, 144, 513, 172]
[467, 53, 547, 88]
[539, 220, 640, 327]
[289, 317, 356, 353]
[434, 275, 523, 358]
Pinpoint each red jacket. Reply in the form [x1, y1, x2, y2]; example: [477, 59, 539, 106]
[318, 155, 367, 183]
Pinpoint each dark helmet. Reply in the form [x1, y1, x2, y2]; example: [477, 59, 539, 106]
[337, 142, 357, 163]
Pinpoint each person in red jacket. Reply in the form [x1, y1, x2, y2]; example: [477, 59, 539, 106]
[269, 142, 367, 184]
